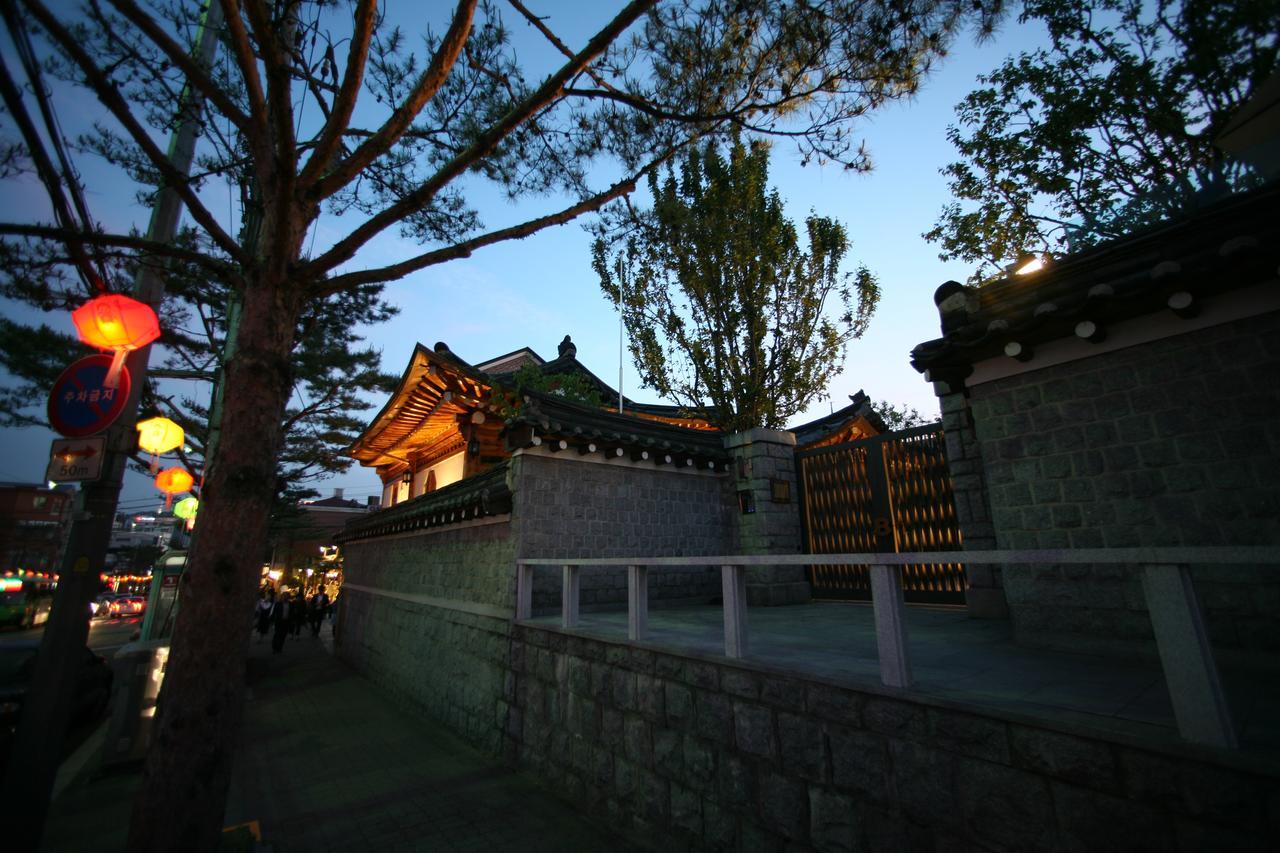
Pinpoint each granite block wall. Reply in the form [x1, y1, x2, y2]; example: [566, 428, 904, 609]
[343, 518, 517, 609]
[340, 451, 743, 751]
[339, 520, 517, 751]
[964, 311, 1280, 650]
[511, 452, 735, 613]
[509, 623, 1280, 852]
[341, 590, 513, 754]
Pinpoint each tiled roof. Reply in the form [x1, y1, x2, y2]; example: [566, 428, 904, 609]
[505, 390, 731, 468]
[790, 391, 886, 448]
[336, 462, 512, 543]
[910, 182, 1280, 384]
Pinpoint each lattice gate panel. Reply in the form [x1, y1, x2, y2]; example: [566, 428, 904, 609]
[798, 423, 966, 605]
[799, 444, 876, 599]
[883, 429, 966, 603]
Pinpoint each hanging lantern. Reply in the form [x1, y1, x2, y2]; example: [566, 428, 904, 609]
[154, 466, 194, 510]
[136, 416, 185, 473]
[71, 293, 161, 389]
[173, 496, 199, 530]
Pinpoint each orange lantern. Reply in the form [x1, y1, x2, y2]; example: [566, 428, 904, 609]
[136, 416, 185, 473]
[71, 293, 161, 389]
[154, 466, 194, 510]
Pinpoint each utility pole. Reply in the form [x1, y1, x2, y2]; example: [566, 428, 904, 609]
[0, 3, 224, 847]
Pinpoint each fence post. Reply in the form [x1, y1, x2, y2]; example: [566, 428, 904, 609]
[870, 564, 912, 689]
[1142, 563, 1237, 748]
[628, 564, 648, 641]
[721, 564, 748, 658]
[515, 562, 533, 620]
[562, 564, 580, 628]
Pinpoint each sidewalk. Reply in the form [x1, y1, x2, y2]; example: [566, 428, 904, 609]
[42, 631, 638, 852]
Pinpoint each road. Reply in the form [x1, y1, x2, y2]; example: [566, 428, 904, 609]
[0, 613, 143, 654]
[2, 614, 145, 766]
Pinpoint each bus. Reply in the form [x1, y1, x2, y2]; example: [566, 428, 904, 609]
[0, 575, 56, 629]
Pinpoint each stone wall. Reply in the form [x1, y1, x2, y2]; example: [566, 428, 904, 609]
[508, 623, 1280, 852]
[339, 519, 517, 752]
[339, 449, 742, 751]
[963, 311, 1280, 651]
[511, 452, 736, 613]
[343, 517, 517, 609]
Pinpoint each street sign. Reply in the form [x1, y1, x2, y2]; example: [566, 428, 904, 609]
[45, 436, 107, 482]
[46, 354, 132, 438]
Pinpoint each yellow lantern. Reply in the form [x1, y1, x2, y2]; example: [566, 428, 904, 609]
[137, 416, 184, 473]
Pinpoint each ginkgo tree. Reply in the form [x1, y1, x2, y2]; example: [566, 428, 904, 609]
[0, 1, 1004, 849]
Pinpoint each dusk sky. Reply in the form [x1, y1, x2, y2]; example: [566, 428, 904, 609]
[0, 3, 1045, 512]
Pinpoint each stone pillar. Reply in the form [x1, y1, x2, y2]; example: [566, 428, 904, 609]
[936, 383, 1007, 619]
[724, 428, 810, 606]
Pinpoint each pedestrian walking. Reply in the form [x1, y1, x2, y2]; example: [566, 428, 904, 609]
[270, 594, 291, 654]
[254, 590, 274, 643]
[290, 591, 307, 636]
[309, 589, 330, 637]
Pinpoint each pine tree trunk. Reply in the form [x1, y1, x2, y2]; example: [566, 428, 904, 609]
[126, 275, 302, 852]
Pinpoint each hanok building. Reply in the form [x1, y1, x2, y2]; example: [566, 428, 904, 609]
[345, 334, 885, 520]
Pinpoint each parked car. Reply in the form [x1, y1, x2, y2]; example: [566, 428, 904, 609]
[114, 596, 146, 617]
[0, 641, 113, 763]
[90, 593, 121, 618]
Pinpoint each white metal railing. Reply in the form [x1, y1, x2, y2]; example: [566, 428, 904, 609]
[516, 546, 1280, 750]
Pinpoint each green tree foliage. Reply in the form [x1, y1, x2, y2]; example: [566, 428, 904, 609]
[0, 2, 1007, 847]
[594, 138, 878, 433]
[489, 363, 603, 420]
[868, 399, 931, 430]
[925, 0, 1280, 283]
[0, 235, 397, 505]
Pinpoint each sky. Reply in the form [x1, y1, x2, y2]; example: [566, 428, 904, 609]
[0, 2, 1048, 513]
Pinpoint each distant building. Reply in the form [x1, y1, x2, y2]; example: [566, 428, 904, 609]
[267, 488, 374, 589]
[0, 482, 74, 573]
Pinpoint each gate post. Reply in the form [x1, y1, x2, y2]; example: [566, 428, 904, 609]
[724, 428, 809, 606]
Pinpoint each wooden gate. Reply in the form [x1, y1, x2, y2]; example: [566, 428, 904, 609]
[797, 423, 966, 604]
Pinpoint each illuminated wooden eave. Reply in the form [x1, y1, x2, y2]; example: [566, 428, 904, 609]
[347, 344, 493, 468]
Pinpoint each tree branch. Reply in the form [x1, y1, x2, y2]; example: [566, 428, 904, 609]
[104, 0, 252, 135]
[297, 0, 378, 187]
[242, 0, 295, 178]
[0, 222, 239, 281]
[22, 0, 247, 263]
[308, 0, 478, 200]
[313, 163, 666, 295]
[216, 0, 271, 167]
[304, 0, 656, 278]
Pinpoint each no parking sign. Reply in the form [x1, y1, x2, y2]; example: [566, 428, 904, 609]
[46, 354, 132, 438]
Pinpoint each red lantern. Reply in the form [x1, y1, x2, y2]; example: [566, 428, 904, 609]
[71, 293, 161, 389]
[154, 466, 194, 510]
